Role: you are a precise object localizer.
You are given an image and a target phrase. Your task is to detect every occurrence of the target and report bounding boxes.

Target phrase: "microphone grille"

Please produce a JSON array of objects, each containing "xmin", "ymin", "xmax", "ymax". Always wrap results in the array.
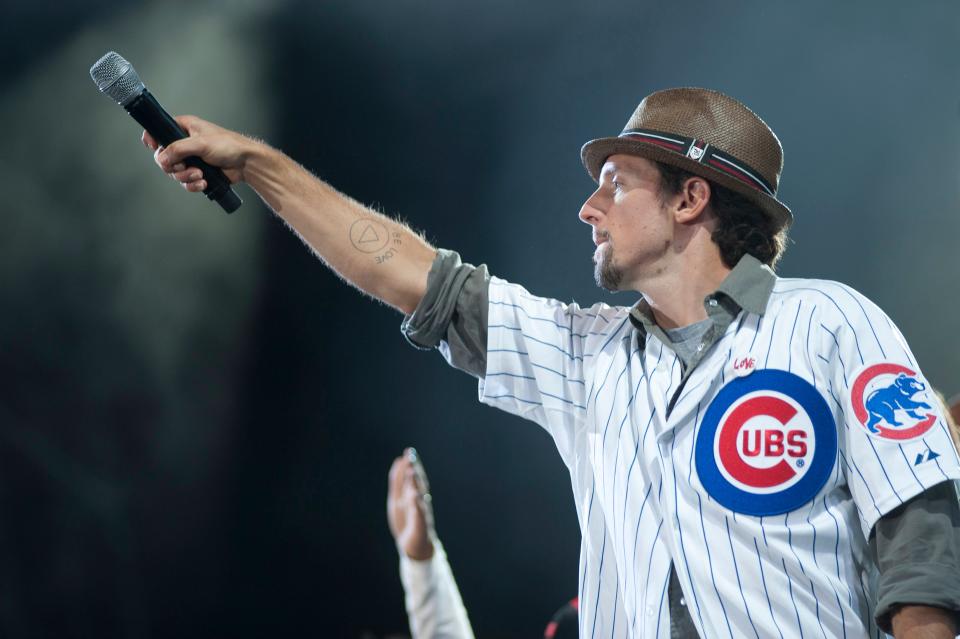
[{"xmin": 90, "ymin": 51, "xmax": 145, "ymax": 106}]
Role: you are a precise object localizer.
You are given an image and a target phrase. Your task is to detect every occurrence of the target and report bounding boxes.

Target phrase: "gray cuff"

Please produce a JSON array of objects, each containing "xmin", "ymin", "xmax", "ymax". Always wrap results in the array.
[
  {"xmin": 401, "ymin": 249, "xmax": 467, "ymax": 350},
  {"xmin": 400, "ymin": 249, "xmax": 490, "ymax": 378},
  {"xmin": 872, "ymin": 480, "xmax": 960, "ymax": 632}
]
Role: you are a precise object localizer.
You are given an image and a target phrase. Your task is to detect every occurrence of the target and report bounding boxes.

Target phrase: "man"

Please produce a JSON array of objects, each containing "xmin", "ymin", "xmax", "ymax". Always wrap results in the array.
[{"xmin": 145, "ymin": 87, "xmax": 960, "ymax": 638}]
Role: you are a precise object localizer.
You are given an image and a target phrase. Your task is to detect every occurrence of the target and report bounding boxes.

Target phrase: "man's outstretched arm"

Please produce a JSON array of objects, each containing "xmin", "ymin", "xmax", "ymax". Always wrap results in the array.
[{"xmin": 144, "ymin": 115, "xmax": 437, "ymax": 314}]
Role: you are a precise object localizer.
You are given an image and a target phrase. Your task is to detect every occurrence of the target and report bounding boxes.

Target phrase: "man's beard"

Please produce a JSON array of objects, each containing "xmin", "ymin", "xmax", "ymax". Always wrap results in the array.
[{"xmin": 594, "ymin": 241, "xmax": 623, "ymax": 291}]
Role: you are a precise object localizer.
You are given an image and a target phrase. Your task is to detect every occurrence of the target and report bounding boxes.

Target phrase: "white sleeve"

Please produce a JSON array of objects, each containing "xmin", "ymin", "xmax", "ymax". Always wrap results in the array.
[
  {"xmin": 815, "ymin": 282, "xmax": 960, "ymax": 536},
  {"xmin": 480, "ymin": 277, "xmax": 629, "ymax": 464},
  {"xmin": 399, "ymin": 541, "xmax": 475, "ymax": 639}
]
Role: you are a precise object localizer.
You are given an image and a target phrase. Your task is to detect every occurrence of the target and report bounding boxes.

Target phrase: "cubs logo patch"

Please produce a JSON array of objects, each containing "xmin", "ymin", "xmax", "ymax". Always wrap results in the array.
[
  {"xmin": 695, "ymin": 369, "xmax": 837, "ymax": 516},
  {"xmin": 849, "ymin": 363, "xmax": 936, "ymax": 442}
]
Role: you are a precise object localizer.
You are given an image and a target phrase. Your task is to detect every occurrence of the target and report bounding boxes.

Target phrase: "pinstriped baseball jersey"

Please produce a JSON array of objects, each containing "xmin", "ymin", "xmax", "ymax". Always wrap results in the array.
[{"xmin": 471, "ymin": 266, "xmax": 960, "ymax": 639}]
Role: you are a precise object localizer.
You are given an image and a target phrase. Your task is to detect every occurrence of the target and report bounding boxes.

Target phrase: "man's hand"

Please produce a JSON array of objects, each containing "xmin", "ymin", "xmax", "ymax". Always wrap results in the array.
[
  {"xmin": 387, "ymin": 448, "xmax": 436, "ymax": 561},
  {"xmin": 142, "ymin": 115, "xmax": 255, "ymax": 192},
  {"xmin": 891, "ymin": 604, "xmax": 958, "ymax": 638}
]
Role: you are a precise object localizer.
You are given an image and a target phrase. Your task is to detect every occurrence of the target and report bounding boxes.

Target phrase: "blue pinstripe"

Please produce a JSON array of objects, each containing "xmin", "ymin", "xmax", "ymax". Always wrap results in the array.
[
  {"xmin": 754, "ymin": 537, "xmax": 786, "ymax": 639},
  {"xmin": 589, "ymin": 528, "xmax": 607, "ymax": 638},
  {"xmin": 635, "ymin": 518, "xmax": 664, "ymax": 636},
  {"xmin": 822, "ymin": 494, "xmax": 855, "ymax": 608},
  {"xmin": 782, "ymin": 557, "xmax": 804, "ymax": 638},
  {"xmin": 787, "ymin": 300, "xmax": 802, "ymax": 371},
  {"xmin": 724, "ymin": 516, "xmax": 760, "ymax": 638},
  {"xmin": 489, "ymin": 322, "xmax": 590, "ymax": 340},
  {"xmin": 809, "ymin": 577, "xmax": 828, "ymax": 639},
  {"xmin": 609, "ymin": 580, "xmax": 619, "ymax": 639},
  {"xmin": 579, "ymin": 479, "xmax": 597, "ymax": 608},
  {"xmin": 507, "ymin": 328, "xmax": 584, "ymax": 361},
  {"xmin": 763, "ymin": 298, "xmax": 782, "ymax": 368},
  {"xmin": 625, "ymin": 480, "xmax": 653, "ymax": 631},
  {"xmin": 612, "ymin": 364, "xmax": 645, "ymax": 518},
  {"xmin": 652, "ymin": 534, "xmax": 669, "ymax": 639},
  {"xmin": 530, "ymin": 360, "xmax": 586, "ymax": 384}
]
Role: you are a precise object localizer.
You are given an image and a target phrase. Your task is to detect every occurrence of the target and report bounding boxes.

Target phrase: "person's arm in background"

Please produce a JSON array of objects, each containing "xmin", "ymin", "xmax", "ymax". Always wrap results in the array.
[
  {"xmin": 387, "ymin": 448, "xmax": 474, "ymax": 639},
  {"xmin": 142, "ymin": 116, "xmax": 436, "ymax": 314}
]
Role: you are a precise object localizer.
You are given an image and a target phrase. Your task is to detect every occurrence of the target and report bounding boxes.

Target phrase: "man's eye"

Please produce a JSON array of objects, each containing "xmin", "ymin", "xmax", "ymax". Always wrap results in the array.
[{"xmin": 612, "ymin": 180, "xmax": 623, "ymax": 191}]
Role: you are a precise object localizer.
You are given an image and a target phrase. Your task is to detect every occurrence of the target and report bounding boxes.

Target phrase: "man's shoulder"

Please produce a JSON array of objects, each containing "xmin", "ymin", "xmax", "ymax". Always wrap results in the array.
[
  {"xmin": 770, "ymin": 276, "xmax": 889, "ymax": 328},
  {"xmin": 772, "ymin": 276, "xmax": 879, "ymax": 305},
  {"xmin": 487, "ymin": 277, "xmax": 633, "ymax": 333}
]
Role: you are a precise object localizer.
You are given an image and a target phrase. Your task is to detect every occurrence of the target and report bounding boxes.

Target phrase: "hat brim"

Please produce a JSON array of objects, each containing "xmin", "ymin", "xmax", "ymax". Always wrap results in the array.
[{"xmin": 581, "ymin": 136, "xmax": 793, "ymax": 230}]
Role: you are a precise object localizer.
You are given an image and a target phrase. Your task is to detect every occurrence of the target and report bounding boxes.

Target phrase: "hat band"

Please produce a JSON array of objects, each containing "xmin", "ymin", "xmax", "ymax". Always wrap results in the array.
[{"xmin": 619, "ymin": 128, "xmax": 775, "ymax": 197}]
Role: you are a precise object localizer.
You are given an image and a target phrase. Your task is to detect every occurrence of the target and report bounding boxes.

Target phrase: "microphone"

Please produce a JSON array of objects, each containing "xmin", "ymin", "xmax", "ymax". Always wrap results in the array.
[{"xmin": 90, "ymin": 51, "xmax": 242, "ymax": 214}]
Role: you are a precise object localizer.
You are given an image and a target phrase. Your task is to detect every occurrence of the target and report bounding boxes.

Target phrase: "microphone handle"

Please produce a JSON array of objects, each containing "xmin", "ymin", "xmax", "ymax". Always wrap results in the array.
[{"xmin": 125, "ymin": 90, "xmax": 241, "ymax": 213}]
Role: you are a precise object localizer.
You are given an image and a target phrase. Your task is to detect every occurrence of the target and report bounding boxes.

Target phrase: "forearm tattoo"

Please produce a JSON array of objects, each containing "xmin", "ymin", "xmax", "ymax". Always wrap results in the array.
[{"xmin": 349, "ymin": 218, "xmax": 402, "ymax": 264}]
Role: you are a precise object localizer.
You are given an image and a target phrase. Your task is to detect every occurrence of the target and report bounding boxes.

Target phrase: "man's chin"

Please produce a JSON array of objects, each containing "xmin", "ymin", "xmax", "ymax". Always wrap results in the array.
[{"xmin": 594, "ymin": 263, "xmax": 624, "ymax": 292}]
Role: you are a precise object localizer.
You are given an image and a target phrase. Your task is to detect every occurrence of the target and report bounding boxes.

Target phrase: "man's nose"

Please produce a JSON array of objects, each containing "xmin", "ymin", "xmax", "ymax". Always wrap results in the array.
[{"xmin": 579, "ymin": 189, "xmax": 604, "ymax": 225}]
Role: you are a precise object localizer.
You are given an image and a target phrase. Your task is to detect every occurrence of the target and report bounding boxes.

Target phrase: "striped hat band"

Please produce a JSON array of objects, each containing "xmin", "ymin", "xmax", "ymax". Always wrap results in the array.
[{"xmin": 619, "ymin": 128, "xmax": 775, "ymax": 197}]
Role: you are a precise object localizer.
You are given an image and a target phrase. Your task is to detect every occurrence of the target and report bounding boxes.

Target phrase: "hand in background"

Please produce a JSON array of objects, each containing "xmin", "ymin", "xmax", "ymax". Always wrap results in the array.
[{"xmin": 388, "ymin": 448, "xmax": 436, "ymax": 561}]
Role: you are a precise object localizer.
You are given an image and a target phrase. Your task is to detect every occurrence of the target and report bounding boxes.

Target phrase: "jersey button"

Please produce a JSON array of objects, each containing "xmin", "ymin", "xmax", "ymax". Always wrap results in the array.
[{"xmin": 646, "ymin": 605, "xmax": 655, "ymax": 617}]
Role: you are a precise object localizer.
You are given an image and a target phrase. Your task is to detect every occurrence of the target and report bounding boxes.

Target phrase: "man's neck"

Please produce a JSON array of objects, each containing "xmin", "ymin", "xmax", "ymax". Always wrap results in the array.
[{"xmin": 637, "ymin": 254, "xmax": 732, "ymax": 330}]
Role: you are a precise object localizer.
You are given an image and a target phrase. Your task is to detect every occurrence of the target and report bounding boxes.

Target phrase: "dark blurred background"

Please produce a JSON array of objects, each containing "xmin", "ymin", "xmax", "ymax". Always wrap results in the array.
[{"xmin": 0, "ymin": 0, "xmax": 957, "ymax": 637}]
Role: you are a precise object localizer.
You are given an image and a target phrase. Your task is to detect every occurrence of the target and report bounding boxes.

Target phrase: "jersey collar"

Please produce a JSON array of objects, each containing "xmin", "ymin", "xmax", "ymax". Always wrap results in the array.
[{"xmin": 629, "ymin": 253, "xmax": 777, "ymax": 341}]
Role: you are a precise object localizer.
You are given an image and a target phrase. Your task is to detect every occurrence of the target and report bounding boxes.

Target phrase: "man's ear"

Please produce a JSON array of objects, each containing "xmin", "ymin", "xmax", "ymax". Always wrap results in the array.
[{"xmin": 675, "ymin": 176, "xmax": 711, "ymax": 224}]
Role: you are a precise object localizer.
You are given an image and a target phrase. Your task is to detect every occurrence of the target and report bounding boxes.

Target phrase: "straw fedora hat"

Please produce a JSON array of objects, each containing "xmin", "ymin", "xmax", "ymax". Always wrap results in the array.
[{"xmin": 581, "ymin": 87, "xmax": 792, "ymax": 229}]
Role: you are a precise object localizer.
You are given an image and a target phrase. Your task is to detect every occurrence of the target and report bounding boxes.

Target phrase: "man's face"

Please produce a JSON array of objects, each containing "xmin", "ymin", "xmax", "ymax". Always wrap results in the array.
[{"xmin": 578, "ymin": 154, "xmax": 673, "ymax": 291}]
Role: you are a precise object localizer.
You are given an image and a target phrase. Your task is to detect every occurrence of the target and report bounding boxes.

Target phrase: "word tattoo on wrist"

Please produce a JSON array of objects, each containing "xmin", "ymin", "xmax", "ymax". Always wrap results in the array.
[{"xmin": 376, "ymin": 231, "xmax": 403, "ymax": 265}]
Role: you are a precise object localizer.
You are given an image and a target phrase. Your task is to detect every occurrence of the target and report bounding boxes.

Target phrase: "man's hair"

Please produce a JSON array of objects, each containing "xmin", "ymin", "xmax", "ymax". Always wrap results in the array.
[{"xmin": 654, "ymin": 162, "xmax": 789, "ymax": 270}]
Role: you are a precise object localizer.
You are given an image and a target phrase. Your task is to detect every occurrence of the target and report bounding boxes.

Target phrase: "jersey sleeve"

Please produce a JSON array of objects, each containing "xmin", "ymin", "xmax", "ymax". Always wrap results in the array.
[
  {"xmin": 815, "ymin": 282, "xmax": 960, "ymax": 537},
  {"xmin": 479, "ymin": 276, "xmax": 623, "ymax": 464}
]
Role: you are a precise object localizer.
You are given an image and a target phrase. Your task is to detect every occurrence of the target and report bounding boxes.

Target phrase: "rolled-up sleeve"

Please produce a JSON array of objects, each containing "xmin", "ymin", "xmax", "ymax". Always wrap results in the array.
[
  {"xmin": 872, "ymin": 480, "xmax": 960, "ymax": 632},
  {"xmin": 400, "ymin": 249, "xmax": 490, "ymax": 378}
]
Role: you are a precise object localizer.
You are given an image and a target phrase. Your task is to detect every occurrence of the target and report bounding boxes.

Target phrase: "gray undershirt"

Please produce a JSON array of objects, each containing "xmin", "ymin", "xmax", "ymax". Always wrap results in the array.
[
  {"xmin": 661, "ymin": 321, "xmax": 713, "ymax": 638},
  {"xmin": 663, "ymin": 319, "xmax": 714, "ymax": 373}
]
